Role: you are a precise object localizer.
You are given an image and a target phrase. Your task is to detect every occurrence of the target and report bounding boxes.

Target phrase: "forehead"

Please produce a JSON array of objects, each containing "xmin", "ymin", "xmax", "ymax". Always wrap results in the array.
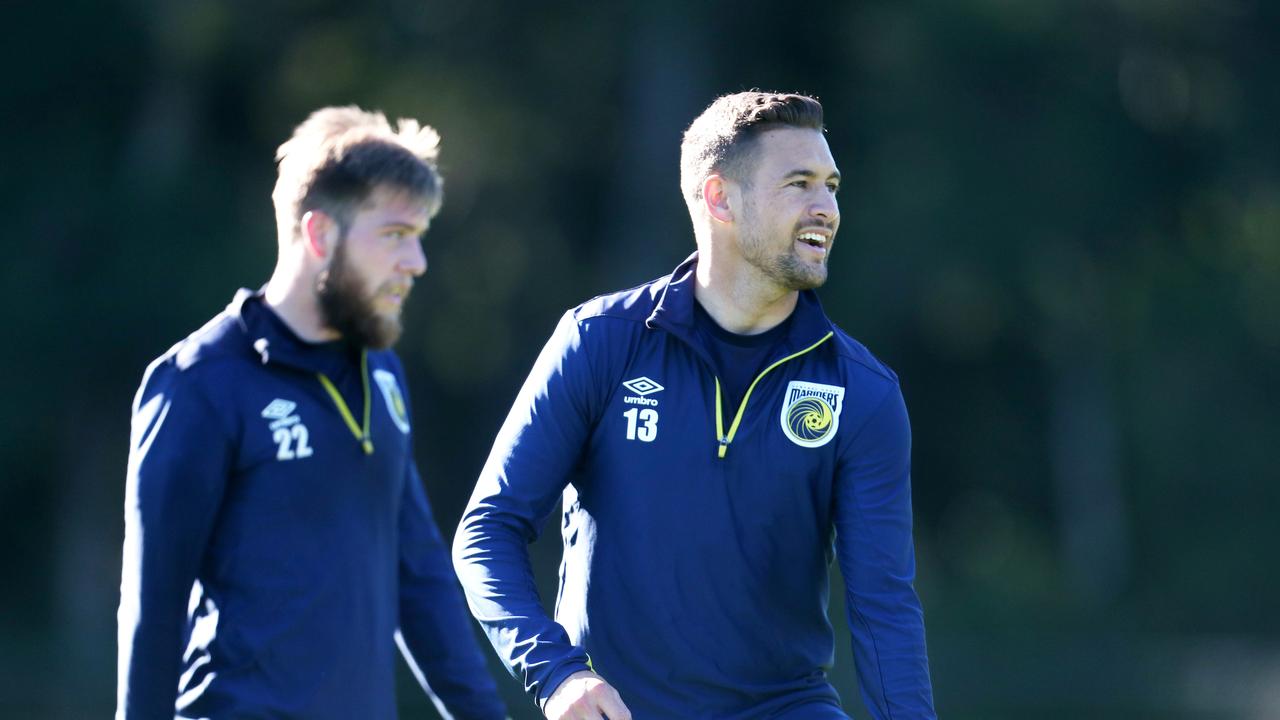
[
  {"xmin": 352, "ymin": 185, "xmax": 433, "ymax": 228},
  {"xmin": 747, "ymin": 127, "xmax": 838, "ymax": 177}
]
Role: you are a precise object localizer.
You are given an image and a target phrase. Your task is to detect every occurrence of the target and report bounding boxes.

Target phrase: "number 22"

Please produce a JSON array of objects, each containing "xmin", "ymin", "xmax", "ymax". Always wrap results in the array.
[{"xmin": 274, "ymin": 425, "xmax": 314, "ymax": 460}]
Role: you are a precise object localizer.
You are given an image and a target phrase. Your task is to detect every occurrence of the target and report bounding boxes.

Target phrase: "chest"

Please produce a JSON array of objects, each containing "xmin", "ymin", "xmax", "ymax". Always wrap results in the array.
[
  {"xmin": 226, "ymin": 365, "xmax": 414, "ymax": 524},
  {"xmin": 581, "ymin": 337, "xmax": 849, "ymax": 526}
]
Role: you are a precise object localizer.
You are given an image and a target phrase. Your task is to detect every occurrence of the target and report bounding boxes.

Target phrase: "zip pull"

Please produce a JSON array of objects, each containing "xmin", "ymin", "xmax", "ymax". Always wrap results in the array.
[{"xmin": 714, "ymin": 379, "xmax": 728, "ymax": 459}]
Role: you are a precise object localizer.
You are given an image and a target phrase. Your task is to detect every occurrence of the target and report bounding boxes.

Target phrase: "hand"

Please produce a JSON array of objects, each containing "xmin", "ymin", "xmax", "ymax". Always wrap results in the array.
[{"xmin": 544, "ymin": 670, "xmax": 631, "ymax": 720}]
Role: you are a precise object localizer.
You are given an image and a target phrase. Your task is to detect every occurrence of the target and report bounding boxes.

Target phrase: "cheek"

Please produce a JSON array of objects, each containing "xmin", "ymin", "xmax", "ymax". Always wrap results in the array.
[{"xmin": 346, "ymin": 245, "xmax": 393, "ymax": 278}]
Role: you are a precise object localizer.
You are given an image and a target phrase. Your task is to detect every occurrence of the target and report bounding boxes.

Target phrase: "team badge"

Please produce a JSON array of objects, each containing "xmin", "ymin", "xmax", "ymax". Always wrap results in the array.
[
  {"xmin": 779, "ymin": 380, "xmax": 845, "ymax": 448},
  {"xmin": 372, "ymin": 369, "xmax": 411, "ymax": 434}
]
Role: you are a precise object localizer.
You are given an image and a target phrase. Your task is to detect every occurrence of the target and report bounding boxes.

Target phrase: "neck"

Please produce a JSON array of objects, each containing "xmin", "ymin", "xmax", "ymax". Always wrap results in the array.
[
  {"xmin": 693, "ymin": 241, "xmax": 798, "ymax": 335},
  {"xmin": 263, "ymin": 264, "xmax": 340, "ymax": 343}
]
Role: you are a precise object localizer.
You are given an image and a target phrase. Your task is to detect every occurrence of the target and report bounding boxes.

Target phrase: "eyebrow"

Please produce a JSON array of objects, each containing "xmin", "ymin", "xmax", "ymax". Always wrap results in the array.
[
  {"xmin": 783, "ymin": 169, "xmax": 842, "ymax": 182},
  {"xmin": 380, "ymin": 221, "xmax": 427, "ymax": 232}
]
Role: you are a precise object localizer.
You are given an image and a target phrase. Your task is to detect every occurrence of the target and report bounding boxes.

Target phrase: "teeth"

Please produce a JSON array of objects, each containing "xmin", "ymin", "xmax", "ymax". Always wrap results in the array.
[{"xmin": 797, "ymin": 232, "xmax": 827, "ymax": 246}]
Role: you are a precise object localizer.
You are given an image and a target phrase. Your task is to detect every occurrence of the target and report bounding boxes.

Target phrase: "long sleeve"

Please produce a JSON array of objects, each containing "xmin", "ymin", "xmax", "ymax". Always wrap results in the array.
[
  {"xmin": 452, "ymin": 310, "xmax": 600, "ymax": 707},
  {"xmin": 116, "ymin": 362, "xmax": 232, "ymax": 720},
  {"xmin": 398, "ymin": 461, "xmax": 508, "ymax": 720},
  {"xmin": 833, "ymin": 384, "xmax": 936, "ymax": 719}
]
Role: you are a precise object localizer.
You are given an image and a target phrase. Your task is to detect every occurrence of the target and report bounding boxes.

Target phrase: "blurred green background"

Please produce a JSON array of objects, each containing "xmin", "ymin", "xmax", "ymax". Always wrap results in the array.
[{"xmin": 2, "ymin": 0, "xmax": 1278, "ymax": 717}]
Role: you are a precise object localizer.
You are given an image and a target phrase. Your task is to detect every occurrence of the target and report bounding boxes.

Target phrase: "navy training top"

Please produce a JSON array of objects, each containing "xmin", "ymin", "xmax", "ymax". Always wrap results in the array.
[
  {"xmin": 454, "ymin": 254, "xmax": 936, "ymax": 719},
  {"xmin": 117, "ymin": 290, "xmax": 506, "ymax": 720}
]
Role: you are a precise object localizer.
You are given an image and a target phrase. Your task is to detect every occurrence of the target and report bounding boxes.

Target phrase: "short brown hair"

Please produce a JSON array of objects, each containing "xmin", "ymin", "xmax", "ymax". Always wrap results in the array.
[
  {"xmin": 679, "ymin": 91, "xmax": 824, "ymax": 208},
  {"xmin": 272, "ymin": 105, "xmax": 444, "ymax": 240}
]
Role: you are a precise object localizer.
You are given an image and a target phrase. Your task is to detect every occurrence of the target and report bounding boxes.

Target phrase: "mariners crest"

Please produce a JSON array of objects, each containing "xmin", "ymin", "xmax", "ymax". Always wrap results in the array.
[{"xmin": 779, "ymin": 380, "xmax": 845, "ymax": 448}]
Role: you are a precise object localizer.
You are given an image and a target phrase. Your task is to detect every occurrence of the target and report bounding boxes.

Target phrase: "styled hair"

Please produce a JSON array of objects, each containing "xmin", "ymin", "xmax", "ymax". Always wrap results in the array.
[
  {"xmin": 679, "ymin": 91, "xmax": 824, "ymax": 208},
  {"xmin": 272, "ymin": 105, "xmax": 443, "ymax": 240}
]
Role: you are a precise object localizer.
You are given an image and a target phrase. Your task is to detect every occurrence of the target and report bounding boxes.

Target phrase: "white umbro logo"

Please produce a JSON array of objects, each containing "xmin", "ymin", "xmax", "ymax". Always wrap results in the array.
[
  {"xmin": 261, "ymin": 399, "xmax": 297, "ymax": 419},
  {"xmin": 622, "ymin": 377, "xmax": 664, "ymax": 395}
]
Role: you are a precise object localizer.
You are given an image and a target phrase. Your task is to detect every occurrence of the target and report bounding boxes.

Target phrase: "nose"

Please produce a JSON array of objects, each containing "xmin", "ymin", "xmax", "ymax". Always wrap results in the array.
[
  {"xmin": 810, "ymin": 191, "xmax": 838, "ymax": 224},
  {"xmin": 400, "ymin": 239, "xmax": 427, "ymax": 277}
]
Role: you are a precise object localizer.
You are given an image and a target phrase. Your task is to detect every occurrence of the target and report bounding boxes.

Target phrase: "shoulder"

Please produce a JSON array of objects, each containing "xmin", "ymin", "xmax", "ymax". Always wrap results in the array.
[
  {"xmin": 521, "ymin": 275, "xmax": 671, "ymax": 396},
  {"xmin": 136, "ymin": 309, "xmax": 251, "ymax": 408},
  {"xmin": 827, "ymin": 323, "xmax": 900, "ymax": 389},
  {"xmin": 819, "ymin": 326, "xmax": 913, "ymax": 455},
  {"xmin": 570, "ymin": 274, "xmax": 668, "ymax": 328},
  {"xmin": 553, "ymin": 276, "xmax": 674, "ymax": 374}
]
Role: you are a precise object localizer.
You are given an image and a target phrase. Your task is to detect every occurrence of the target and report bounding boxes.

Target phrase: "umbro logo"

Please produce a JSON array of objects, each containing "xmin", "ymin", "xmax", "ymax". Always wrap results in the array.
[
  {"xmin": 261, "ymin": 399, "xmax": 297, "ymax": 420},
  {"xmin": 622, "ymin": 376, "xmax": 663, "ymax": 407},
  {"xmin": 622, "ymin": 377, "xmax": 664, "ymax": 396}
]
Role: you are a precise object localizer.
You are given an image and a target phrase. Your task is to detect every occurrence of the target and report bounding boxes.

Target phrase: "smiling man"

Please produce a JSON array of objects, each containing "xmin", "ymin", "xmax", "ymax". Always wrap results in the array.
[
  {"xmin": 116, "ymin": 107, "xmax": 507, "ymax": 720},
  {"xmin": 453, "ymin": 92, "xmax": 937, "ymax": 719}
]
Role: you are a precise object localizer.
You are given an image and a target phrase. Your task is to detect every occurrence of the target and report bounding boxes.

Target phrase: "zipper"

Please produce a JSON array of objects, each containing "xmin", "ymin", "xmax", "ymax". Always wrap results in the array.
[
  {"xmin": 713, "ymin": 331, "xmax": 833, "ymax": 458},
  {"xmin": 316, "ymin": 349, "xmax": 374, "ymax": 455}
]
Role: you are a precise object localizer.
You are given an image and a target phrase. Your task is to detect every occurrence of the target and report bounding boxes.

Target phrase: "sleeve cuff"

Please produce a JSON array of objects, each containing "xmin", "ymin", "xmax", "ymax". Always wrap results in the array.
[{"xmin": 535, "ymin": 658, "xmax": 595, "ymax": 711}]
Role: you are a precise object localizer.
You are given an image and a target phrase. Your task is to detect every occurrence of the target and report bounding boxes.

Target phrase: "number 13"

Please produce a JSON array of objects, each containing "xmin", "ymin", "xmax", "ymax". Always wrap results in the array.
[{"xmin": 623, "ymin": 408, "xmax": 658, "ymax": 442}]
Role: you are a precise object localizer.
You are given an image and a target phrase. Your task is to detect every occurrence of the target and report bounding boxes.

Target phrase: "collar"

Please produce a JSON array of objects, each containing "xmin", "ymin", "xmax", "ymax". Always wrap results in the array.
[
  {"xmin": 226, "ymin": 288, "xmax": 360, "ymax": 374},
  {"xmin": 646, "ymin": 252, "xmax": 835, "ymax": 355}
]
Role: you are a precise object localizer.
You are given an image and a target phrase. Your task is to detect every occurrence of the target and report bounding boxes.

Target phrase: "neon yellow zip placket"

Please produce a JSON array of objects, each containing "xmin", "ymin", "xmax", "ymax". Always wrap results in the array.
[
  {"xmin": 316, "ymin": 349, "xmax": 375, "ymax": 455},
  {"xmin": 713, "ymin": 331, "xmax": 834, "ymax": 458}
]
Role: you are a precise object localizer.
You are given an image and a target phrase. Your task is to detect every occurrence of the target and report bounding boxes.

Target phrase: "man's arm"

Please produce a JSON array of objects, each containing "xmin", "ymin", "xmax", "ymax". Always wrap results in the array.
[
  {"xmin": 116, "ymin": 362, "xmax": 231, "ymax": 720},
  {"xmin": 397, "ymin": 461, "xmax": 509, "ymax": 720},
  {"xmin": 452, "ymin": 310, "xmax": 614, "ymax": 711},
  {"xmin": 833, "ymin": 384, "xmax": 937, "ymax": 720}
]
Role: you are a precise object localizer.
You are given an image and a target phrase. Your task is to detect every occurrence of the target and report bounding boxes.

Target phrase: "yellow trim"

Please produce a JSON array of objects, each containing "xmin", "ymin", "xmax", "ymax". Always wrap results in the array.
[
  {"xmin": 317, "ymin": 349, "xmax": 374, "ymax": 455},
  {"xmin": 715, "ymin": 379, "xmax": 727, "ymax": 458},
  {"xmin": 714, "ymin": 331, "xmax": 834, "ymax": 459}
]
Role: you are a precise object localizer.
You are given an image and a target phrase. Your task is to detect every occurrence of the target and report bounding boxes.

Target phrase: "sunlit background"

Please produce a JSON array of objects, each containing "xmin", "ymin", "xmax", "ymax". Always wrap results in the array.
[{"xmin": 3, "ymin": 1, "xmax": 1278, "ymax": 717}]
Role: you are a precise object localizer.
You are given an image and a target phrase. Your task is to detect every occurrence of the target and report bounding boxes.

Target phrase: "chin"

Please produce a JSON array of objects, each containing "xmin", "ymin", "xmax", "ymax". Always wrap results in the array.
[
  {"xmin": 372, "ymin": 321, "xmax": 404, "ymax": 349},
  {"xmin": 786, "ymin": 267, "xmax": 827, "ymax": 291},
  {"xmin": 350, "ymin": 312, "xmax": 402, "ymax": 350}
]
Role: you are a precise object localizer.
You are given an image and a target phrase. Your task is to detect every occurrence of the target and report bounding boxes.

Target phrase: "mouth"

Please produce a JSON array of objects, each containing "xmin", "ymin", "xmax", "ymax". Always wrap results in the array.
[
  {"xmin": 795, "ymin": 230, "xmax": 831, "ymax": 254},
  {"xmin": 381, "ymin": 285, "xmax": 411, "ymax": 307}
]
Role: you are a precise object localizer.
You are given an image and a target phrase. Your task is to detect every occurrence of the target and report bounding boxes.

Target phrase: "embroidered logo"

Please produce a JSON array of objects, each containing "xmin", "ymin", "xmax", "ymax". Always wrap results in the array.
[
  {"xmin": 373, "ymin": 369, "xmax": 411, "ymax": 434},
  {"xmin": 779, "ymin": 381, "xmax": 845, "ymax": 448},
  {"xmin": 261, "ymin": 399, "xmax": 296, "ymax": 420},
  {"xmin": 622, "ymin": 377, "xmax": 664, "ymax": 395},
  {"xmin": 621, "ymin": 376, "xmax": 663, "ymax": 407}
]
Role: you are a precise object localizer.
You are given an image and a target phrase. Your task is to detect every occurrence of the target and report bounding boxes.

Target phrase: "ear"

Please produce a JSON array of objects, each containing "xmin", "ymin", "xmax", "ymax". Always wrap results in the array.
[
  {"xmin": 702, "ymin": 175, "xmax": 735, "ymax": 224},
  {"xmin": 301, "ymin": 210, "xmax": 338, "ymax": 259}
]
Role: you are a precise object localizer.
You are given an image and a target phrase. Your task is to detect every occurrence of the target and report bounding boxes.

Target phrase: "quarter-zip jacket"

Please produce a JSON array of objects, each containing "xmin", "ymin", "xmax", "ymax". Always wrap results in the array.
[
  {"xmin": 117, "ymin": 290, "xmax": 505, "ymax": 720},
  {"xmin": 454, "ymin": 254, "xmax": 936, "ymax": 719}
]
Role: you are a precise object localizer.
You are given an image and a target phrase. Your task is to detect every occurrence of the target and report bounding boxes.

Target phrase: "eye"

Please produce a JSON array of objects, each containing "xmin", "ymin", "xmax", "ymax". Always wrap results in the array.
[
  {"xmin": 827, "ymin": 182, "xmax": 840, "ymax": 195},
  {"xmin": 790, "ymin": 179, "xmax": 809, "ymax": 189}
]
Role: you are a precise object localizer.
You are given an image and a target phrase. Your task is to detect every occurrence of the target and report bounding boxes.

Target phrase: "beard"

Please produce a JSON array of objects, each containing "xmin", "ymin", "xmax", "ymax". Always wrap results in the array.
[
  {"xmin": 316, "ymin": 241, "xmax": 403, "ymax": 350},
  {"xmin": 738, "ymin": 215, "xmax": 830, "ymax": 292}
]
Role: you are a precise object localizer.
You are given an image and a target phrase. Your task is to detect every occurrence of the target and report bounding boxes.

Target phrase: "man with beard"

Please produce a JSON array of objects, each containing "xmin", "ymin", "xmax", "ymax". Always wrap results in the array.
[
  {"xmin": 117, "ymin": 106, "xmax": 507, "ymax": 720},
  {"xmin": 453, "ymin": 92, "xmax": 936, "ymax": 719}
]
